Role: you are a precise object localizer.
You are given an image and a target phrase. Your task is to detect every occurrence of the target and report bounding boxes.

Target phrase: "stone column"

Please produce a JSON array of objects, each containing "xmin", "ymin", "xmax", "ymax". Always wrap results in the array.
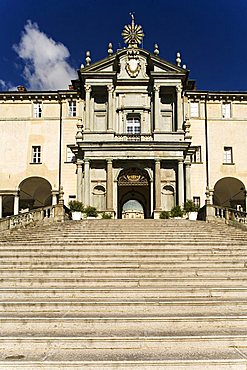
[
  {"xmin": 84, "ymin": 159, "xmax": 90, "ymax": 206},
  {"xmin": 106, "ymin": 159, "xmax": 113, "ymax": 210},
  {"xmin": 0, "ymin": 195, "xmax": 2, "ymax": 218},
  {"xmin": 178, "ymin": 160, "xmax": 184, "ymax": 206},
  {"xmin": 107, "ymin": 84, "xmax": 114, "ymax": 131},
  {"xmin": 155, "ymin": 160, "xmax": 161, "ymax": 210},
  {"xmin": 176, "ymin": 84, "xmax": 183, "ymax": 132},
  {"xmin": 76, "ymin": 161, "xmax": 83, "ymax": 202},
  {"xmin": 154, "ymin": 84, "xmax": 160, "ymax": 131},
  {"xmin": 185, "ymin": 163, "xmax": 191, "ymax": 201},
  {"xmin": 85, "ymin": 84, "xmax": 91, "ymax": 131},
  {"xmin": 52, "ymin": 191, "xmax": 57, "ymax": 206},
  {"xmin": 14, "ymin": 193, "xmax": 19, "ymax": 215}
]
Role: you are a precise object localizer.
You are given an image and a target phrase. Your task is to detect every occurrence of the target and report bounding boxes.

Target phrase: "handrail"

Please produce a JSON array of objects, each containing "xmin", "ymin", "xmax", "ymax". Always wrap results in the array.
[
  {"xmin": 200, "ymin": 203, "xmax": 247, "ymax": 230},
  {"xmin": 0, "ymin": 204, "xmax": 65, "ymax": 233}
]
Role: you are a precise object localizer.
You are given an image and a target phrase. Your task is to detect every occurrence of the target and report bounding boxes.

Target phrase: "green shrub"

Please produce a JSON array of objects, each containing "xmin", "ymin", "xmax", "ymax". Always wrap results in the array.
[
  {"xmin": 159, "ymin": 211, "xmax": 170, "ymax": 219},
  {"xmin": 170, "ymin": 205, "xmax": 184, "ymax": 218},
  {"xmin": 101, "ymin": 212, "xmax": 113, "ymax": 219},
  {"xmin": 183, "ymin": 200, "xmax": 199, "ymax": 212},
  {"xmin": 84, "ymin": 206, "xmax": 98, "ymax": 217},
  {"xmin": 68, "ymin": 200, "xmax": 84, "ymax": 212}
]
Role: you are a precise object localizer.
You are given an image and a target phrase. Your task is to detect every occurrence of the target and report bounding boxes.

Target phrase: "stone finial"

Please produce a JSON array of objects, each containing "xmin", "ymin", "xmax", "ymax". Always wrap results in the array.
[
  {"xmin": 176, "ymin": 52, "xmax": 181, "ymax": 67},
  {"xmin": 154, "ymin": 44, "xmax": 159, "ymax": 56},
  {"xmin": 182, "ymin": 64, "xmax": 187, "ymax": 69},
  {"xmin": 122, "ymin": 13, "xmax": 144, "ymax": 47},
  {"xmin": 108, "ymin": 42, "xmax": 113, "ymax": 56},
  {"xmin": 85, "ymin": 51, "xmax": 91, "ymax": 66}
]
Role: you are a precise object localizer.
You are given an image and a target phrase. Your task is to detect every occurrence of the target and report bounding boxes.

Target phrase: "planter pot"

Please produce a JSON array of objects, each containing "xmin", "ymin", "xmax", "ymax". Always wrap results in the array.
[
  {"xmin": 71, "ymin": 211, "xmax": 82, "ymax": 221},
  {"xmin": 188, "ymin": 212, "xmax": 198, "ymax": 221}
]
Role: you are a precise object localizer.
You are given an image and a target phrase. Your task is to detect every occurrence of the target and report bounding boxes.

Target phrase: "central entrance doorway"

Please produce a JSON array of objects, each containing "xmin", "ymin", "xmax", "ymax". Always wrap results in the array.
[{"xmin": 117, "ymin": 168, "xmax": 150, "ymax": 218}]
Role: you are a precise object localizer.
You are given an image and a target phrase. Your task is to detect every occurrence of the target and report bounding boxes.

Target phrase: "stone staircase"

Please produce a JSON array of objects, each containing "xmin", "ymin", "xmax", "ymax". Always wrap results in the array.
[{"xmin": 0, "ymin": 219, "xmax": 247, "ymax": 369}]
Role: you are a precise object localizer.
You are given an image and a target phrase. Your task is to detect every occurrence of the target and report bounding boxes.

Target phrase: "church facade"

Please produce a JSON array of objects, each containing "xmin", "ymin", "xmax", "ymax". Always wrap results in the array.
[{"xmin": 0, "ymin": 18, "xmax": 247, "ymax": 218}]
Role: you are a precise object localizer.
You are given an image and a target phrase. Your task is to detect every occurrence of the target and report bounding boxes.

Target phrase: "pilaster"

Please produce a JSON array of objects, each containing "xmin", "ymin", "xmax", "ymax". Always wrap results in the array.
[
  {"xmin": 84, "ymin": 159, "xmax": 90, "ymax": 206},
  {"xmin": 106, "ymin": 159, "xmax": 113, "ymax": 210},
  {"xmin": 176, "ymin": 84, "xmax": 183, "ymax": 132},
  {"xmin": 85, "ymin": 84, "xmax": 91, "ymax": 131},
  {"xmin": 76, "ymin": 161, "xmax": 83, "ymax": 202},
  {"xmin": 154, "ymin": 84, "xmax": 160, "ymax": 131},
  {"xmin": 178, "ymin": 160, "xmax": 184, "ymax": 206}
]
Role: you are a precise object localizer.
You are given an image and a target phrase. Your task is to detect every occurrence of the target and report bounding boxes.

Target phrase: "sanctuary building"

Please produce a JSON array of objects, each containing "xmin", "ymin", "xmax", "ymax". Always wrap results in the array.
[{"xmin": 0, "ymin": 17, "xmax": 246, "ymax": 218}]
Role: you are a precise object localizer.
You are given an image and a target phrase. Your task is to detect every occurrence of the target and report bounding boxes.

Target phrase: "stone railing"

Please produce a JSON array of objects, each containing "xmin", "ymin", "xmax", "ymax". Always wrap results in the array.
[
  {"xmin": 0, "ymin": 204, "xmax": 65, "ymax": 233},
  {"xmin": 199, "ymin": 204, "xmax": 247, "ymax": 230},
  {"xmin": 115, "ymin": 134, "xmax": 153, "ymax": 142}
]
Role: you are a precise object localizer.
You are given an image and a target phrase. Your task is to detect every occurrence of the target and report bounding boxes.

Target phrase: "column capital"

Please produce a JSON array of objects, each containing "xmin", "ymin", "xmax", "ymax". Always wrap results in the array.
[
  {"xmin": 176, "ymin": 83, "xmax": 183, "ymax": 94},
  {"xmin": 84, "ymin": 84, "xmax": 92, "ymax": 93},
  {"xmin": 106, "ymin": 158, "xmax": 113, "ymax": 164},
  {"xmin": 107, "ymin": 84, "xmax": 114, "ymax": 92},
  {"xmin": 178, "ymin": 159, "xmax": 184, "ymax": 164},
  {"xmin": 154, "ymin": 84, "xmax": 160, "ymax": 92},
  {"xmin": 84, "ymin": 158, "xmax": 90, "ymax": 164}
]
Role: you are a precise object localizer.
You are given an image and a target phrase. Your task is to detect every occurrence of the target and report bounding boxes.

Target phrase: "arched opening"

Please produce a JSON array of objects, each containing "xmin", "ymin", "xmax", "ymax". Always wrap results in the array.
[
  {"xmin": 122, "ymin": 199, "xmax": 144, "ymax": 219},
  {"xmin": 214, "ymin": 177, "xmax": 246, "ymax": 211},
  {"xmin": 118, "ymin": 168, "xmax": 150, "ymax": 218},
  {"xmin": 19, "ymin": 177, "xmax": 52, "ymax": 211}
]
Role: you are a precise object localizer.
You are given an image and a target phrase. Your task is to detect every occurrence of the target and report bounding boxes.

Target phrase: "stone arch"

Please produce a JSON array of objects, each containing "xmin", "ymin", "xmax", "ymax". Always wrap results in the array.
[
  {"xmin": 213, "ymin": 177, "xmax": 246, "ymax": 211},
  {"xmin": 161, "ymin": 184, "xmax": 175, "ymax": 211},
  {"xmin": 92, "ymin": 184, "xmax": 106, "ymax": 211},
  {"xmin": 19, "ymin": 177, "xmax": 52, "ymax": 210},
  {"xmin": 118, "ymin": 167, "xmax": 150, "ymax": 218}
]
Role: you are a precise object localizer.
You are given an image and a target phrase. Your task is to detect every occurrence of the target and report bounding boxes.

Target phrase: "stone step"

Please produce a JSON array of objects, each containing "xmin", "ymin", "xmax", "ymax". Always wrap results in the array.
[
  {"xmin": 1, "ymin": 316, "xmax": 247, "ymax": 337},
  {"xmin": 1, "ymin": 261, "xmax": 246, "ymax": 269},
  {"xmin": 1, "ymin": 300, "xmax": 247, "ymax": 316},
  {"xmin": 1, "ymin": 287, "xmax": 247, "ymax": 299},
  {"xmin": 0, "ymin": 335, "xmax": 246, "ymax": 364},
  {"xmin": 0, "ymin": 267, "xmax": 247, "ymax": 278},
  {"xmin": 0, "ymin": 359, "xmax": 246, "ymax": 369},
  {"xmin": 1, "ymin": 276, "xmax": 247, "ymax": 288}
]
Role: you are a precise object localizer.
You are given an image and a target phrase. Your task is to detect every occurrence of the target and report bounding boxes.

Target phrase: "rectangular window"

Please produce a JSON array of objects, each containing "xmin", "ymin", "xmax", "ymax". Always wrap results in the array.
[
  {"xmin": 126, "ymin": 115, "xmax": 141, "ymax": 135},
  {"xmin": 190, "ymin": 102, "xmax": 199, "ymax": 117},
  {"xmin": 192, "ymin": 146, "xmax": 202, "ymax": 163},
  {"xmin": 66, "ymin": 146, "xmax": 75, "ymax": 162},
  {"xmin": 33, "ymin": 103, "xmax": 42, "ymax": 118},
  {"xmin": 223, "ymin": 146, "xmax": 233, "ymax": 164},
  {"xmin": 68, "ymin": 101, "xmax": 77, "ymax": 117},
  {"xmin": 222, "ymin": 102, "xmax": 231, "ymax": 118},
  {"xmin": 193, "ymin": 197, "xmax": 200, "ymax": 209},
  {"xmin": 32, "ymin": 146, "xmax": 41, "ymax": 163}
]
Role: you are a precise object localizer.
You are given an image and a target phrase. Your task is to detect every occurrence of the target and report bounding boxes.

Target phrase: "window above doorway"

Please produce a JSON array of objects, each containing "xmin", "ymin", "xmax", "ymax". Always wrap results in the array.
[{"xmin": 126, "ymin": 114, "xmax": 141, "ymax": 135}]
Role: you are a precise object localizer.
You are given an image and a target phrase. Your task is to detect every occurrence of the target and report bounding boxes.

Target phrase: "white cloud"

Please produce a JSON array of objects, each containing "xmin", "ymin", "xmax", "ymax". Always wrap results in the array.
[
  {"xmin": 13, "ymin": 20, "xmax": 77, "ymax": 90},
  {"xmin": 0, "ymin": 79, "xmax": 15, "ymax": 91}
]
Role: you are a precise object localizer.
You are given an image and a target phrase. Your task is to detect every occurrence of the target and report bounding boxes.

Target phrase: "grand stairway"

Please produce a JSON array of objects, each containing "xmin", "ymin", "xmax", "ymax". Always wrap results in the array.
[{"xmin": 0, "ymin": 219, "xmax": 247, "ymax": 369}]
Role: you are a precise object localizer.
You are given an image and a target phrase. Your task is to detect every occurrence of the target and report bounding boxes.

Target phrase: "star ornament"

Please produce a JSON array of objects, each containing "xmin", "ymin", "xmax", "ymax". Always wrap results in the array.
[{"xmin": 122, "ymin": 23, "xmax": 144, "ymax": 46}]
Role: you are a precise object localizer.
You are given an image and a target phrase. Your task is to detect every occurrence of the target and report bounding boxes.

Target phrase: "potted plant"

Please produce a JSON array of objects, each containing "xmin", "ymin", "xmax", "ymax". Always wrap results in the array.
[
  {"xmin": 170, "ymin": 205, "xmax": 184, "ymax": 219},
  {"xmin": 183, "ymin": 200, "xmax": 199, "ymax": 220},
  {"xmin": 68, "ymin": 200, "xmax": 84, "ymax": 220},
  {"xmin": 101, "ymin": 212, "xmax": 113, "ymax": 219},
  {"xmin": 159, "ymin": 210, "xmax": 170, "ymax": 219},
  {"xmin": 84, "ymin": 206, "xmax": 98, "ymax": 219}
]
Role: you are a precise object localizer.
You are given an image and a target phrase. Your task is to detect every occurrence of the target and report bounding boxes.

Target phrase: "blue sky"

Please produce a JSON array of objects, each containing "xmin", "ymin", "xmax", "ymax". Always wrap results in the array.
[{"xmin": 1, "ymin": 0, "xmax": 247, "ymax": 91}]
